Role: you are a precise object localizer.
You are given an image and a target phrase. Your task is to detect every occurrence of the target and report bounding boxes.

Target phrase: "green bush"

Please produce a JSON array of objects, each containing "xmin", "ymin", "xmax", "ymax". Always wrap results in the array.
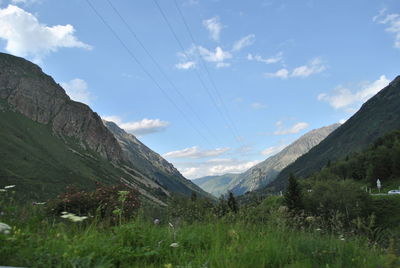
[{"xmin": 304, "ymin": 180, "xmax": 371, "ymax": 223}]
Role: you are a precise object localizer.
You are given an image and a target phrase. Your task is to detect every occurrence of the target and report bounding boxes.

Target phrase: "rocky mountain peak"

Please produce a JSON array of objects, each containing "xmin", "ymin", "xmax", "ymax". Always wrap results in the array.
[{"xmin": 0, "ymin": 52, "xmax": 123, "ymax": 162}]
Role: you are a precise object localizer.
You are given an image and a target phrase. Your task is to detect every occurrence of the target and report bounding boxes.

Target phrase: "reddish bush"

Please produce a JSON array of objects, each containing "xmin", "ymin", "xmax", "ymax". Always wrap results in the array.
[{"xmin": 48, "ymin": 184, "xmax": 140, "ymax": 222}]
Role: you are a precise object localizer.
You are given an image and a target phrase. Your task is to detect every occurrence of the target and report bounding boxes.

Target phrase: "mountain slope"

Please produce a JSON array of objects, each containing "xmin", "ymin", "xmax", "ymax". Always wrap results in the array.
[
  {"xmin": 0, "ymin": 52, "xmax": 208, "ymax": 201},
  {"xmin": 231, "ymin": 124, "xmax": 340, "ymax": 195},
  {"xmin": 104, "ymin": 121, "xmax": 211, "ymax": 197},
  {"xmin": 266, "ymin": 75, "xmax": 400, "ymax": 192},
  {"xmin": 194, "ymin": 124, "xmax": 339, "ymax": 197}
]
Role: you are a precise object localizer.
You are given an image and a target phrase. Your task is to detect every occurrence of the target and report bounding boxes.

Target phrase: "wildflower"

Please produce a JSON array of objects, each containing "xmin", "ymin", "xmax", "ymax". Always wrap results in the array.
[
  {"xmin": 278, "ymin": 206, "xmax": 288, "ymax": 213},
  {"xmin": 0, "ymin": 189, "xmax": 6, "ymax": 192},
  {"xmin": 228, "ymin": 229, "xmax": 239, "ymax": 240},
  {"xmin": 4, "ymin": 185, "xmax": 15, "ymax": 189},
  {"xmin": 306, "ymin": 216, "xmax": 315, "ymax": 223},
  {"xmin": 339, "ymin": 234, "xmax": 345, "ymax": 241},
  {"xmin": 60, "ymin": 212, "xmax": 88, "ymax": 222},
  {"xmin": 170, "ymin": 242, "xmax": 179, "ymax": 248},
  {"xmin": 154, "ymin": 218, "xmax": 160, "ymax": 225},
  {"xmin": 164, "ymin": 264, "xmax": 173, "ymax": 268},
  {"xmin": 32, "ymin": 202, "xmax": 46, "ymax": 206},
  {"xmin": 169, "ymin": 222, "xmax": 174, "ymax": 228},
  {"xmin": 0, "ymin": 222, "xmax": 11, "ymax": 235},
  {"xmin": 316, "ymin": 228, "xmax": 321, "ymax": 231}
]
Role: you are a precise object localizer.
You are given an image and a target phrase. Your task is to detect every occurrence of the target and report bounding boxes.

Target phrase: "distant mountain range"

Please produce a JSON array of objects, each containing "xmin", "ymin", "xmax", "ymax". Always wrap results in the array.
[
  {"xmin": 194, "ymin": 124, "xmax": 339, "ymax": 196},
  {"xmin": 0, "ymin": 52, "xmax": 209, "ymax": 202},
  {"xmin": 263, "ymin": 75, "xmax": 400, "ymax": 193}
]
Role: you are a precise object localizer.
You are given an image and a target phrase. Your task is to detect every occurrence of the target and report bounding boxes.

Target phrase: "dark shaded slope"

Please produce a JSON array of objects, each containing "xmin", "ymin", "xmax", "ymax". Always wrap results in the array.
[{"xmin": 267, "ymin": 75, "xmax": 400, "ymax": 192}]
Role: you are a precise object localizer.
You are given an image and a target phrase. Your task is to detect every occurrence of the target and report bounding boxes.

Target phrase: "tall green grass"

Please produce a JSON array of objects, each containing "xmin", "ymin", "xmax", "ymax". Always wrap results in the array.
[{"xmin": 0, "ymin": 210, "xmax": 391, "ymax": 268}]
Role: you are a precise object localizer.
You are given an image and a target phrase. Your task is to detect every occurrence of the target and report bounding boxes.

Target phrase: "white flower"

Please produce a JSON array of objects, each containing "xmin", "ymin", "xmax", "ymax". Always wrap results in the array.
[
  {"xmin": 169, "ymin": 222, "xmax": 174, "ymax": 228},
  {"xmin": 4, "ymin": 185, "xmax": 15, "ymax": 189},
  {"xmin": 0, "ymin": 222, "xmax": 11, "ymax": 235},
  {"xmin": 170, "ymin": 242, "xmax": 179, "ymax": 248},
  {"xmin": 60, "ymin": 212, "xmax": 88, "ymax": 222},
  {"xmin": 154, "ymin": 218, "xmax": 160, "ymax": 225},
  {"xmin": 0, "ymin": 189, "xmax": 6, "ymax": 192}
]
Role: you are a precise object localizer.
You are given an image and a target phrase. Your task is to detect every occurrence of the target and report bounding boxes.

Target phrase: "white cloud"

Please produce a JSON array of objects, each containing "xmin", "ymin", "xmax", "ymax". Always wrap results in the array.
[
  {"xmin": 247, "ymin": 52, "xmax": 283, "ymax": 64},
  {"xmin": 265, "ymin": 57, "xmax": 326, "ymax": 79},
  {"xmin": 176, "ymin": 45, "xmax": 232, "ymax": 69},
  {"xmin": 251, "ymin": 102, "xmax": 266, "ymax": 109},
  {"xmin": 232, "ymin": 34, "xmax": 255, "ymax": 51},
  {"xmin": 216, "ymin": 62, "xmax": 230, "ymax": 68},
  {"xmin": 274, "ymin": 121, "xmax": 309, "ymax": 135},
  {"xmin": 198, "ymin": 45, "xmax": 232, "ymax": 64},
  {"xmin": 207, "ymin": 160, "xmax": 259, "ymax": 175},
  {"xmin": 163, "ymin": 146, "xmax": 230, "ymax": 159},
  {"xmin": 203, "ymin": 16, "xmax": 223, "ymax": 42},
  {"xmin": 0, "ymin": 5, "xmax": 91, "ymax": 61},
  {"xmin": 175, "ymin": 61, "xmax": 196, "ymax": 70},
  {"xmin": 261, "ymin": 144, "xmax": 287, "ymax": 157},
  {"xmin": 264, "ymin": 68, "xmax": 289, "ymax": 79},
  {"xmin": 291, "ymin": 58, "xmax": 326, "ymax": 77},
  {"xmin": 102, "ymin": 116, "xmax": 169, "ymax": 136},
  {"xmin": 176, "ymin": 158, "xmax": 260, "ymax": 179},
  {"xmin": 374, "ymin": 9, "xmax": 400, "ymax": 49},
  {"xmin": 11, "ymin": 0, "xmax": 41, "ymax": 4},
  {"xmin": 61, "ymin": 79, "xmax": 92, "ymax": 105},
  {"xmin": 179, "ymin": 167, "xmax": 200, "ymax": 178},
  {"xmin": 318, "ymin": 75, "xmax": 390, "ymax": 111}
]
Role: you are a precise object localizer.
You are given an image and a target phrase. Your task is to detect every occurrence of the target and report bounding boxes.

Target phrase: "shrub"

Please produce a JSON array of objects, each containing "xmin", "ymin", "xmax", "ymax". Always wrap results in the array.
[
  {"xmin": 47, "ymin": 184, "xmax": 140, "ymax": 223},
  {"xmin": 304, "ymin": 180, "xmax": 371, "ymax": 224}
]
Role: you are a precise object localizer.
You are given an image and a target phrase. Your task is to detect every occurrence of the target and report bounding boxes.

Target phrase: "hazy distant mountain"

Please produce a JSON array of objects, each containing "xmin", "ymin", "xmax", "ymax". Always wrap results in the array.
[
  {"xmin": 0, "ymin": 52, "xmax": 209, "ymax": 202},
  {"xmin": 265, "ymin": 75, "xmax": 400, "ymax": 193},
  {"xmin": 194, "ymin": 124, "xmax": 339, "ymax": 196},
  {"xmin": 192, "ymin": 173, "xmax": 240, "ymax": 197}
]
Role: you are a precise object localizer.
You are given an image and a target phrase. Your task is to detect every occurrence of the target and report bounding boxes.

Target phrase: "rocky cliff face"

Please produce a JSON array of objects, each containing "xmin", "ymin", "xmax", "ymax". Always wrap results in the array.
[{"xmin": 0, "ymin": 53, "xmax": 122, "ymax": 161}]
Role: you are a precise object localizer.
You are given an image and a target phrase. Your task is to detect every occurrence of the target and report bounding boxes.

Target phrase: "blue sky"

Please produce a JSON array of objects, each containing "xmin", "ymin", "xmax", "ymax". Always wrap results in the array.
[{"xmin": 0, "ymin": 0, "xmax": 399, "ymax": 179}]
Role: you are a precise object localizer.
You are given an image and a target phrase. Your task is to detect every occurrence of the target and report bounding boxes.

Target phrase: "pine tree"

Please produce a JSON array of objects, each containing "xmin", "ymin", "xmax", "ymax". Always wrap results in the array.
[
  {"xmin": 227, "ymin": 192, "xmax": 238, "ymax": 213},
  {"xmin": 190, "ymin": 191, "xmax": 197, "ymax": 202},
  {"xmin": 284, "ymin": 173, "xmax": 303, "ymax": 211}
]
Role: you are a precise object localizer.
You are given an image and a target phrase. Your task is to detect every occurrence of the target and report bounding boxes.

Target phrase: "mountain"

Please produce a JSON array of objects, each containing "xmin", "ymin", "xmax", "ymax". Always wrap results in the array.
[
  {"xmin": 265, "ymin": 75, "xmax": 400, "ymax": 192},
  {"xmin": 0, "ymin": 52, "xmax": 208, "ymax": 202},
  {"xmin": 194, "ymin": 124, "xmax": 339, "ymax": 197},
  {"xmin": 103, "ymin": 121, "xmax": 210, "ymax": 197},
  {"xmin": 193, "ymin": 173, "xmax": 240, "ymax": 197}
]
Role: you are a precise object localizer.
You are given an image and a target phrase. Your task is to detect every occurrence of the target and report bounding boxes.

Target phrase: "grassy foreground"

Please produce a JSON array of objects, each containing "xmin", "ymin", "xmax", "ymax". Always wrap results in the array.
[{"xmin": 0, "ymin": 212, "xmax": 392, "ymax": 268}]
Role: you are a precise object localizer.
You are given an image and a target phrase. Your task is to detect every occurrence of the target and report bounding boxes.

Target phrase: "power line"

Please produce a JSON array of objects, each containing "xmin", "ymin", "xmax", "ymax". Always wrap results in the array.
[
  {"xmin": 173, "ymin": 0, "xmax": 242, "ymax": 142},
  {"xmin": 152, "ymin": 0, "xmax": 241, "ymax": 144},
  {"xmin": 104, "ymin": 0, "xmax": 222, "ymax": 146},
  {"xmin": 84, "ymin": 0, "xmax": 213, "ymax": 146}
]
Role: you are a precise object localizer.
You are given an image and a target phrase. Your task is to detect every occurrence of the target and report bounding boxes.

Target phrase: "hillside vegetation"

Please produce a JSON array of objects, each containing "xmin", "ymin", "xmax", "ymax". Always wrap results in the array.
[{"xmin": 266, "ymin": 76, "xmax": 400, "ymax": 192}]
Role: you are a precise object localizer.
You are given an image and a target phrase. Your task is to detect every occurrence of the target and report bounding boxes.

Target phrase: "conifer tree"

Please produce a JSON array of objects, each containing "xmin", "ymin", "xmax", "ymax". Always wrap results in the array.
[
  {"xmin": 227, "ymin": 192, "xmax": 238, "ymax": 213},
  {"xmin": 284, "ymin": 173, "xmax": 303, "ymax": 211}
]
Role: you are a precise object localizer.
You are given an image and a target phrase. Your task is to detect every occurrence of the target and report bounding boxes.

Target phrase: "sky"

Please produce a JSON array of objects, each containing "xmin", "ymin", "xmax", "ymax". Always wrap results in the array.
[{"xmin": 0, "ymin": 0, "xmax": 399, "ymax": 179}]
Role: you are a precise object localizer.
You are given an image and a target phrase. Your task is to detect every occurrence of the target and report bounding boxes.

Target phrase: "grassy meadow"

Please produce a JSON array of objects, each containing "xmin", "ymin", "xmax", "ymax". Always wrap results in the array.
[{"xmin": 0, "ymin": 187, "xmax": 398, "ymax": 268}]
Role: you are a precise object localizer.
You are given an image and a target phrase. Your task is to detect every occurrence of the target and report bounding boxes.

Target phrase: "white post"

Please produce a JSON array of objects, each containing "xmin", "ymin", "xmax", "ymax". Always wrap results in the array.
[{"xmin": 377, "ymin": 179, "xmax": 381, "ymax": 193}]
